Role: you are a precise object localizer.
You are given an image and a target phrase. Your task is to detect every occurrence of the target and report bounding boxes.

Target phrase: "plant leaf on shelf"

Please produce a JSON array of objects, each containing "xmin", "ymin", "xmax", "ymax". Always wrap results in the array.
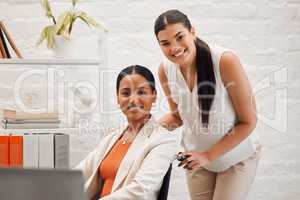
[
  {"xmin": 37, "ymin": 25, "xmax": 56, "ymax": 49},
  {"xmin": 77, "ymin": 11, "xmax": 108, "ymax": 32},
  {"xmin": 41, "ymin": 0, "xmax": 53, "ymax": 19},
  {"xmin": 70, "ymin": 0, "xmax": 79, "ymax": 7},
  {"xmin": 37, "ymin": 26, "xmax": 47, "ymax": 45},
  {"xmin": 38, "ymin": 0, "xmax": 108, "ymax": 49},
  {"xmin": 45, "ymin": 25, "xmax": 56, "ymax": 49},
  {"xmin": 55, "ymin": 11, "xmax": 73, "ymax": 38}
]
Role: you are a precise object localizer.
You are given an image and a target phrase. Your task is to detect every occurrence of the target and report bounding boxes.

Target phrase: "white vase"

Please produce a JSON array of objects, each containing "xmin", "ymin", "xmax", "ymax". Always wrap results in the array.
[{"xmin": 52, "ymin": 33, "xmax": 107, "ymax": 61}]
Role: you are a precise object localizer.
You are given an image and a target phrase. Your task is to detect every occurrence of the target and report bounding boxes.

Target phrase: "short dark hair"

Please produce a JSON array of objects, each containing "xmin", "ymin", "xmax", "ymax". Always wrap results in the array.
[{"xmin": 116, "ymin": 65, "xmax": 156, "ymax": 92}]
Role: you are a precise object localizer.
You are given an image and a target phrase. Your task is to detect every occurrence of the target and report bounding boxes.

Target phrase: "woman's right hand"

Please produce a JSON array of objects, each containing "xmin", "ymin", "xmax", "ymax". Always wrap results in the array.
[
  {"xmin": 178, "ymin": 151, "xmax": 211, "ymax": 171},
  {"xmin": 158, "ymin": 62, "xmax": 183, "ymax": 131},
  {"xmin": 159, "ymin": 112, "xmax": 182, "ymax": 131}
]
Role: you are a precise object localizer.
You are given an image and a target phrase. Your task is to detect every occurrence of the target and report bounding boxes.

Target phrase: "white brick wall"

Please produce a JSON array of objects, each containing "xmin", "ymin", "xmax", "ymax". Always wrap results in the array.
[{"xmin": 1, "ymin": 0, "xmax": 300, "ymax": 199}]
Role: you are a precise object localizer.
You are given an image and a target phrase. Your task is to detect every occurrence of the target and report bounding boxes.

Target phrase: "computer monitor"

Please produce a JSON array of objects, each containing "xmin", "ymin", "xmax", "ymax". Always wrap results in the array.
[{"xmin": 0, "ymin": 168, "xmax": 87, "ymax": 200}]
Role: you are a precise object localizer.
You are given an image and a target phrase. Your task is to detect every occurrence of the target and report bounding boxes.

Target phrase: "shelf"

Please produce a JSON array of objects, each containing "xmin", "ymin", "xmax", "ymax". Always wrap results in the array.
[
  {"xmin": 0, "ymin": 59, "xmax": 104, "ymax": 65},
  {"xmin": 0, "ymin": 127, "xmax": 79, "ymax": 135}
]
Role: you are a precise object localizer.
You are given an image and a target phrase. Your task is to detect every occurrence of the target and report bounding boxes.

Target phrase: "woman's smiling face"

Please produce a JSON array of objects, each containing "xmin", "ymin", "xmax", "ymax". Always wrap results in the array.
[
  {"xmin": 157, "ymin": 23, "xmax": 197, "ymax": 68},
  {"xmin": 117, "ymin": 74, "xmax": 156, "ymax": 122}
]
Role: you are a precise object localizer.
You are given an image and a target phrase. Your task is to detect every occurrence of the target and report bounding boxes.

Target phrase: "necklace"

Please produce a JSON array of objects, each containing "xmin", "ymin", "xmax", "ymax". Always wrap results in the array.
[{"xmin": 121, "ymin": 129, "xmax": 136, "ymax": 145}]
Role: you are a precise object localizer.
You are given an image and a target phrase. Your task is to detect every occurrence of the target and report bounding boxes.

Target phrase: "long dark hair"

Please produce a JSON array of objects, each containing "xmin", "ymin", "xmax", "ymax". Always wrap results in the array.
[
  {"xmin": 116, "ymin": 65, "xmax": 156, "ymax": 93},
  {"xmin": 154, "ymin": 9, "xmax": 215, "ymax": 126}
]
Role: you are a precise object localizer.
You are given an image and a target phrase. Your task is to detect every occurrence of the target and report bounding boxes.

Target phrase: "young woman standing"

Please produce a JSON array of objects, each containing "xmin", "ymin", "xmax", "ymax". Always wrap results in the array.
[{"xmin": 154, "ymin": 9, "xmax": 261, "ymax": 200}]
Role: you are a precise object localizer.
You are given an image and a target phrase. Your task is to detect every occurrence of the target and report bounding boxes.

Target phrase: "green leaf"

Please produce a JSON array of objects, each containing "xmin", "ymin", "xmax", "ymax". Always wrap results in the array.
[
  {"xmin": 71, "ymin": 0, "xmax": 79, "ymax": 7},
  {"xmin": 46, "ymin": 26, "xmax": 56, "ymax": 49},
  {"xmin": 37, "ymin": 26, "xmax": 47, "ymax": 45},
  {"xmin": 77, "ymin": 12, "xmax": 108, "ymax": 32},
  {"xmin": 37, "ymin": 25, "xmax": 56, "ymax": 49},
  {"xmin": 41, "ymin": 0, "xmax": 53, "ymax": 19},
  {"xmin": 55, "ymin": 12, "xmax": 68, "ymax": 34},
  {"xmin": 55, "ymin": 11, "xmax": 73, "ymax": 38}
]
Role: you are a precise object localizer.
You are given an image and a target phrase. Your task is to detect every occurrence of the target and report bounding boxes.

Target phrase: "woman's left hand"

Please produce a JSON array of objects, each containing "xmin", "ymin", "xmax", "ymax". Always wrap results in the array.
[{"xmin": 178, "ymin": 151, "xmax": 211, "ymax": 171}]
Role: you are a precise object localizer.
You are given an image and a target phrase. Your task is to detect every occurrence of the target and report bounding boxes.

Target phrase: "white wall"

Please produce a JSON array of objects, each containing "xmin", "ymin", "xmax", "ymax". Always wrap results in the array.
[{"xmin": 1, "ymin": 0, "xmax": 300, "ymax": 199}]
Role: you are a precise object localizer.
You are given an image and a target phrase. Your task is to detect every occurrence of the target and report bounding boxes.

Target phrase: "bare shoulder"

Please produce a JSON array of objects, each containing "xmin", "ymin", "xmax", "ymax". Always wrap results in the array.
[
  {"xmin": 219, "ymin": 51, "xmax": 242, "ymax": 73},
  {"xmin": 219, "ymin": 51, "xmax": 246, "ymax": 86}
]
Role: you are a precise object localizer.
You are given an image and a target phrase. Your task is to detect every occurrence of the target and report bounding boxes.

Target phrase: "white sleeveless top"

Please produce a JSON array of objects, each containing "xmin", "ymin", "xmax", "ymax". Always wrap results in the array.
[{"xmin": 163, "ymin": 45, "xmax": 260, "ymax": 172}]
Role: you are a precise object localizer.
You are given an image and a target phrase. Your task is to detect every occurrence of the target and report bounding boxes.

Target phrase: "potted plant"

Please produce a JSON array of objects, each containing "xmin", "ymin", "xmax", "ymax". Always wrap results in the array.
[{"xmin": 37, "ymin": 0, "xmax": 107, "ymax": 58}]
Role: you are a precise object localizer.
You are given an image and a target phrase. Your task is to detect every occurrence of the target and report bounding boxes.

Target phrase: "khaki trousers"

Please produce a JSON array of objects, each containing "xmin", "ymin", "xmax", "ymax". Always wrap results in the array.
[{"xmin": 186, "ymin": 149, "xmax": 261, "ymax": 200}]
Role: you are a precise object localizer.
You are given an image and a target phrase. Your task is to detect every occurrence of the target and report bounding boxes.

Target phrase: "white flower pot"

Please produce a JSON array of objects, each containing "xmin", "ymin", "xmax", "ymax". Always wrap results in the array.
[{"xmin": 52, "ymin": 32, "xmax": 107, "ymax": 61}]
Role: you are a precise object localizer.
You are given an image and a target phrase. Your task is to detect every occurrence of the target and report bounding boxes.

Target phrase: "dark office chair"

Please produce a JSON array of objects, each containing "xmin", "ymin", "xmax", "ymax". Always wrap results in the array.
[{"xmin": 157, "ymin": 163, "xmax": 173, "ymax": 200}]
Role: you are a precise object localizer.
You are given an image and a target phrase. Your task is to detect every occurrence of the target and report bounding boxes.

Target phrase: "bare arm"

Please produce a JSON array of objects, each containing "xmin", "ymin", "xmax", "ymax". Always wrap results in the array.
[
  {"xmin": 158, "ymin": 63, "xmax": 183, "ymax": 131},
  {"xmin": 206, "ymin": 51, "xmax": 257, "ymax": 161}
]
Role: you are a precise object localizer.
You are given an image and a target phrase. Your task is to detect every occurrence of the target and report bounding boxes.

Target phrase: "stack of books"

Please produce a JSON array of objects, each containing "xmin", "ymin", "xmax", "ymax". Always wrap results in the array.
[
  {"xmin": 0, "ymin": 21, "xmax": 22, "ymax": 59},
  {"xmin": 1, "ymin": 109, "xmax": 60, "ymax": 129},
  {"xmin": 0, "ymin": 133, "xmax": 69, "ymax": 169}
]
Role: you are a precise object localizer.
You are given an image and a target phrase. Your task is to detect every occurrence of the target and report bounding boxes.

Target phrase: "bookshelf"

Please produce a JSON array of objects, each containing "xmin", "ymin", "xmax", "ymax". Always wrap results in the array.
[
  {"xmin": 0, "ymin": 59, "xmax": 114, "ymax": 128},
  {"xmin": 0, "ymin": 59, "xmax": 114, "ymax": 167},
  {"xmin": 0, "ymin": 59, "xmax": 102, "ymax": 65},
  {"xmin": 0, "ymin": 127, "xmax": 79, "ymax": 135}
]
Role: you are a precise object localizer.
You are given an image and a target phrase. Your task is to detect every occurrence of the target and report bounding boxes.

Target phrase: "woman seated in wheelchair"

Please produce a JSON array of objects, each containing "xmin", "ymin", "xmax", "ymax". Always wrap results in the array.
[{"xmin": 76, "ymin": 65, "xmax": 179, "ymax": 200}]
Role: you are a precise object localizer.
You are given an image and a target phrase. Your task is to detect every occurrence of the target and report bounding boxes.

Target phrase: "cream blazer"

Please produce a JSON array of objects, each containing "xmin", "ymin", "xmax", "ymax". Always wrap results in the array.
[{"xmin": 76, "ymin": 116, "xmax": 179, "ymax": 200}]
